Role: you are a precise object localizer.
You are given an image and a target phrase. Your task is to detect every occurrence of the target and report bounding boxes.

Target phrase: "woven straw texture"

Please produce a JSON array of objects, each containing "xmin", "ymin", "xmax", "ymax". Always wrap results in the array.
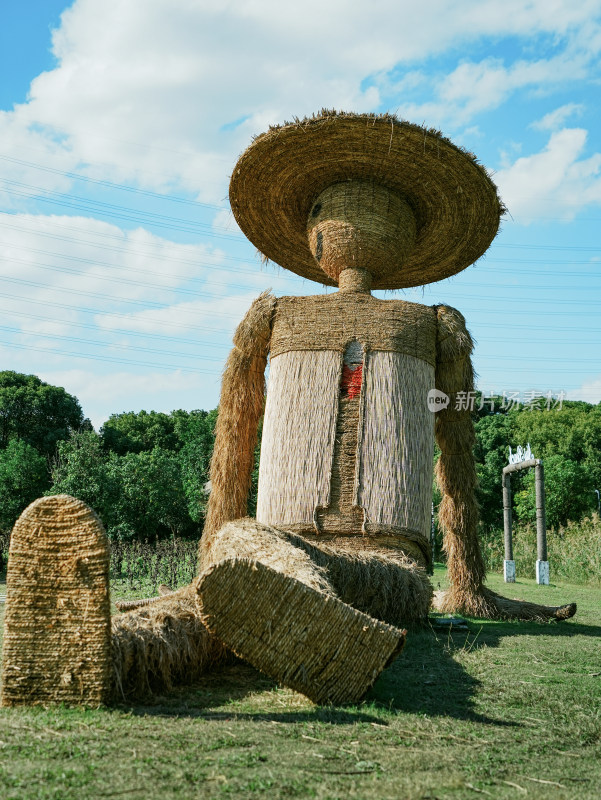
[
  {"xmin": 315, "ymin": 385, "xmax": 365, "ymax": 535},
  {"xmin": 198, "ymin": 556, "xmax": 406, "ymax": 705},
  {"xmin": 229, "ymin": 111, "xmax": 504, "ymax": 289},
  {"xmin": 111, "ymin": 585, "xmax": 229, "ymax": 699},
  {"xmin": 201, "ymin": 518, "xmax": 431, "ymax": 629},
  {"xmin": 306, "ymin": 180, "xmax": 417, "ymax": 284},
  {"xmin": 1, "ymin": 495, "xmax": 111, "ymax": 707},
  {"xmin": 269, "ymin": 293, "xmax": 437, "ymax": 363}
]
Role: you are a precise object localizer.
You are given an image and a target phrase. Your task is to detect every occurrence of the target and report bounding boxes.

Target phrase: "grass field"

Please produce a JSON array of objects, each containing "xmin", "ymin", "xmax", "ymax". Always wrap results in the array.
[{"xmin": 1, "ymin": 568, "xmax": 600, "ymax": 799}]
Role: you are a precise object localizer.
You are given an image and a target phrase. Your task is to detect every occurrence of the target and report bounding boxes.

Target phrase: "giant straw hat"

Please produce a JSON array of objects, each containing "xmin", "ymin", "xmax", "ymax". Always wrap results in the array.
[{"xmin": 229, "ymin": 110, "xmax": 505, "ymax": 290}]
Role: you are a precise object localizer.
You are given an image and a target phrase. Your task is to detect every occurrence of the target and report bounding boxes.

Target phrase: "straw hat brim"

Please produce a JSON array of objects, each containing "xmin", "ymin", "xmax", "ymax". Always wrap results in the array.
[{"xmin": 229, "ymin": 111, "xmax": 504, "ymax": 289}]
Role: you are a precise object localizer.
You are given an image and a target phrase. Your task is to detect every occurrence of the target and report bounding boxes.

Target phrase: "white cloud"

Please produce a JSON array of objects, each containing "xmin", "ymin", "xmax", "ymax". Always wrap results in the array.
[
  {"xmin": 35, "ymin": 368, "xmax": 224, "ymax": 429},
  {"xmin": 0, "ymin": 212, "xmax": 227, "ymax": 318},
  {"xmin": 96, "ymin": 293, "xmax": 260, "ymax": 337},
  {"xmin": 391, "ymin": 52, "xmax": 591, "ymax": 128},
  {"xmin": 567, "ymin": 375, "xmax": 601, "ymax": 405},
  {"xmin": 531, "ymin": 103, "xmax": 584, "ymax": 131},
  {"xmin": 495, "ymin": 128, "xmax": 601, "ymax": 222},
  {"xmin": 1, "ymin": 0, "xmax": 600, "ymax": 201}
]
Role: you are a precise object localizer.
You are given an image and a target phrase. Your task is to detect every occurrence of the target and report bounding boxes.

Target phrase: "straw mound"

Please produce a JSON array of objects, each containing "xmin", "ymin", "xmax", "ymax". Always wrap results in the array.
[
  {"xmin": 303, "ymin": 537, "xmax": 433, "ymax": 627},
  {"xmin": 1, "ymin": 495, "xmax": 111, "ymax": 707},
  {"xmin": 111, "ymin": 585, "xmax": 230, "ymax": 699},
  {"xmin": 198, "ymin": 557, "xmax": 406, "ymax": 705}
]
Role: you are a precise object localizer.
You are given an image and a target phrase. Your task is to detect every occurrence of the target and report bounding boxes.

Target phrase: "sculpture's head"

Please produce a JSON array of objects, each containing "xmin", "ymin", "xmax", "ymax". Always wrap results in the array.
[
  {"xmin": 306, "ymin": 179, "xmax": 416, "ymax": 290},
  {"xmin": 229, "ymin": 111, "xmax": 504, "ymax": 291}
]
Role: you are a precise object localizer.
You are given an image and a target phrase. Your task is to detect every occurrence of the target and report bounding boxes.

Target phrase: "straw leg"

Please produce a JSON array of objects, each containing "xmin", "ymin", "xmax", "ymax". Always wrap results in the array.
[
  {"xmin": 111, "ymin": 585, "xmax": 230, "ymax": 700},
  {"xmin": 293, "ymin": 538, "xmax": 433, "ymax": 627},
  {"xmin": 197, "ymin": 519, "xmax": 408, "ymax": 704}
]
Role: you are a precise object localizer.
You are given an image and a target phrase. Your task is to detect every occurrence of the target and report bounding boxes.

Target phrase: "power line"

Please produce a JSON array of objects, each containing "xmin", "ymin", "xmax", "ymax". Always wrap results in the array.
[
  {"xmin": 0, "ymin": 154, "xmax": 224, "ymax": 210},
  {"xmin": 0, "ymin": 307, "xmax": 231, "ymax": 349},
  {"xmin": 0, "ymin": 292, "xmax": 234, "ymax": 335},
  {"xmin": 0, "ymin": 324, "xmax": 225, "ymax": 362},
  {"xmin": 0, "ymin": 339, "xmax": 222, "ymax": 374}
]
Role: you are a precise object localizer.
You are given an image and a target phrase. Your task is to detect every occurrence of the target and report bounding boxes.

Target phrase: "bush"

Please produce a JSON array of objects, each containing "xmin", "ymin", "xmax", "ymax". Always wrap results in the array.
[
  {"xmin": 481, "ymin": 513, "xmax": 601, "ymax": 587},
  {"xmin": 109, "ymin": 536, "xmax": 198, "ymax": 592}
]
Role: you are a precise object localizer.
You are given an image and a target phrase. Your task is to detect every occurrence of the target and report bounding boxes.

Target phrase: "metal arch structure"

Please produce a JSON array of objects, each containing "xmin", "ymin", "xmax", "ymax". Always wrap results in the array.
[{"xmin": 502, "ymin": 458, "xmax": 549, "ymax": 585}]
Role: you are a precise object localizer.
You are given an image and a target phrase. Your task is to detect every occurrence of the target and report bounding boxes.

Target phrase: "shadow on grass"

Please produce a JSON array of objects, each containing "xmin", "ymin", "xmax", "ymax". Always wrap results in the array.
[
  {"xmin": 112, "ymin": 613, "xmax": 601, "ymax": 727},
  {"xmin": 367, "ymin": 623, "xmax": 501, "ymax": 724}
]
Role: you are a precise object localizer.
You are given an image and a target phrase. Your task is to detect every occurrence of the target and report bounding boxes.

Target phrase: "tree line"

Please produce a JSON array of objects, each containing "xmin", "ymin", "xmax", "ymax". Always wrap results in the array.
[{"xmin": 1, "ymin": 370, "xmax": 600, "ymax": 545}]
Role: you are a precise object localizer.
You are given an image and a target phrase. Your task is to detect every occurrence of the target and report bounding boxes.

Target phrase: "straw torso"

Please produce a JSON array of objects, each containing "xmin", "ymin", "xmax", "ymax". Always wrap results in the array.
[{"xmin": 256, "ymin": 293, "xmax": 436, "ymax": 565}]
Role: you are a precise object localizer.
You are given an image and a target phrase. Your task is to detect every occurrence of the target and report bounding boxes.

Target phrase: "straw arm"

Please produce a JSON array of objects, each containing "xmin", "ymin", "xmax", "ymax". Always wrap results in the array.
[
  {"xmin": 199, "ymin": 291, "xmax": 276, "ymax": 567},
  {"xmin": 432, "ymin": 305, "xmax": 494, "ymax": 617},
  {"xmin": 432, "ymin": 305, "xmax": 576, "ymax": 621}
]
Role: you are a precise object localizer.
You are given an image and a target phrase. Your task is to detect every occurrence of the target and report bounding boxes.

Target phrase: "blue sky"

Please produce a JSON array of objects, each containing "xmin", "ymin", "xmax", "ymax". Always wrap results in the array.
[{"xmin": 1, "ymin": 0, "xmax": 600, "ymax": 428}]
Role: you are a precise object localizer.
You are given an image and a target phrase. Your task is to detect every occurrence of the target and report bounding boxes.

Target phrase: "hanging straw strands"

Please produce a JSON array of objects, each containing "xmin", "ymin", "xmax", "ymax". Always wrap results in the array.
[
  {"xmin": 256, "ymin": 349, "xmax": 340, "ymax": 527},
  {"xmin": 111, "ymin": 585, "xmax": 229, "ymax": 699},
  {"xmin": 200, "ymin": 290, "xmax": 275, "ymax": 558}
]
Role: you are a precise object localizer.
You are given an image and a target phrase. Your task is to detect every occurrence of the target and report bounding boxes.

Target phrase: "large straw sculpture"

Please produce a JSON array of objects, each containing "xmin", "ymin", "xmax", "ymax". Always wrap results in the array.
[{"xmin": 2, "ymin": 111, "xmax": 576, "ymax": 708}]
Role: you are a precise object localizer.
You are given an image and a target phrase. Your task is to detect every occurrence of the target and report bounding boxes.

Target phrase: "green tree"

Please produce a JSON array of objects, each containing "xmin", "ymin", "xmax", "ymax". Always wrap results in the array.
[
  {"xmin": 110, "ymin": 448, "xmax": 191, "ymax": 539},
  {"xmin": 474, "ymin": 412, "xmax": 513, "ymax": 531},
  {"xmin": 174, "ymin": 409, "xmax": 218, "ymax": 524},
  {"xmin": 514, "ymin": 454, "xmax": 594, "ymax": 529},
  {"xmin": 49, "ymin": 430, "xmax": 118, "ymax": 524},
  {"xmin": 0, "ymin": 439, "xmax": 48, "ymax": 531},
  {"xmin": 511, "ymin": 403, "xmax": 601, "ymax": 526},
  {"xmin": 0, "ymin": 371, "xmax": 88, "ymax": 456},
  {"xmin": 100, "ymin": 410, "xmax": 179, "ymax": 455}
]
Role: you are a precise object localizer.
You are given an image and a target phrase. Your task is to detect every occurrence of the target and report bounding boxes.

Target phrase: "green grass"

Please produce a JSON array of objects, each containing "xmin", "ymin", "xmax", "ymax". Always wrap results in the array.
[{"xmin": 1, "ymin": 568, "xmax": 600, "ymax": 799}]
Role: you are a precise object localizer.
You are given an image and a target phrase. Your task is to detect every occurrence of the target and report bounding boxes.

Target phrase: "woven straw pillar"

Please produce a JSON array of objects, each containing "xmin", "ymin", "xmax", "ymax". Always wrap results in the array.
[
  {"xmin": 338, "ymin": 268, "xmax": 372, "ymax": 293},
  {"xmin": 1, "ymin": 495, "xmax": 111, "ymax": 707}
]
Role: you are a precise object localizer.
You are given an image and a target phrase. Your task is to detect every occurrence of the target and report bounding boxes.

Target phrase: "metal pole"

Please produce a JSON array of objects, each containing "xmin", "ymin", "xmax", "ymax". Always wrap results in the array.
[
  {"xmin": 535, "ymin": 460, "xmax": 549, "ymax": 585},
  {"xmin": 502, "ymin": 471, "xmax": 515, "ymax": 582},
  {"xmin": 429, "ymin": 502, "xmax": 435, "ymax": 575}
]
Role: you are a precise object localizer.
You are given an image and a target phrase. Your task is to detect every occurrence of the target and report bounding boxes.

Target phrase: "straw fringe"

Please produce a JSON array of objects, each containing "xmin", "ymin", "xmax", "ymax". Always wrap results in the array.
[
  {"xmin": 359, "ymin": 351, "xmax": 434, "ymax": 537},
  {"xmin": 256, "ymin": 350, "xmax": 340, "ymax": 527},
  {"xmin": 111, "ymin": 585, "xmax": 230, "ymax": 699},
  {"xmin": 200, "ymin": 291, "xmax": 275, "ymax": 562}
]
